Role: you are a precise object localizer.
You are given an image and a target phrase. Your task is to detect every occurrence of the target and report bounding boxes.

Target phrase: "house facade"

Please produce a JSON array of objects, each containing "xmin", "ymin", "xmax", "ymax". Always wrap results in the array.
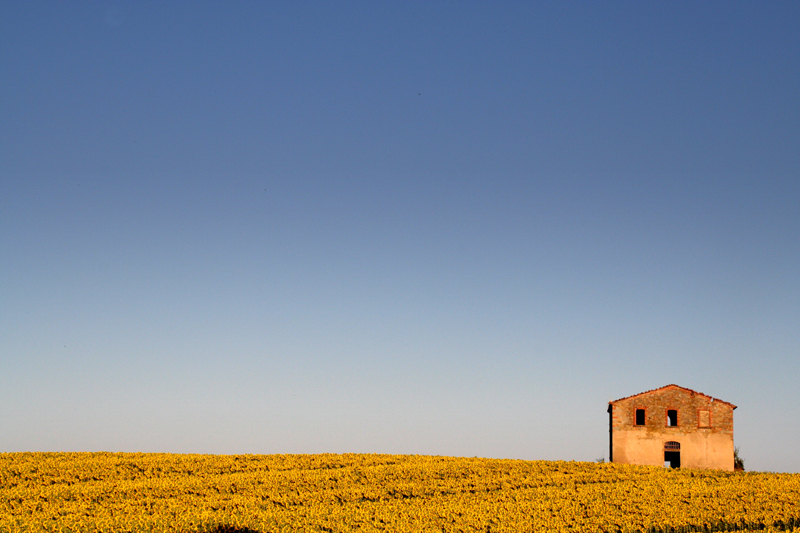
[{"xmin": 607, "ymin": 384, "xmax": 736, "ymax": 471}]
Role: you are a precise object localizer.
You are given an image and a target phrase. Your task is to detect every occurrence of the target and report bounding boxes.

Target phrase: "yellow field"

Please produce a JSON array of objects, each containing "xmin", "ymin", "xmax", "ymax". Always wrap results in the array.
[{"xmin": 1, "ymin": 453, "xmax": 799, "ymax": 533}]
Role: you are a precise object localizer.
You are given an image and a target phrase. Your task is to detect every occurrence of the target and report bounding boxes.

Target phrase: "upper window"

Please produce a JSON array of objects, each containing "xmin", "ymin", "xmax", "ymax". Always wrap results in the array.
[
  {"xmin": 698, "ymin": 409, "xmax": 711, "ymax": 428},
  {"xmin": 667, "ymin": 409, "xmax": 678, "ymax": 426},
  {"xmin": 635, "ymin": 409, "xmax": 645, "ymax": 426}
]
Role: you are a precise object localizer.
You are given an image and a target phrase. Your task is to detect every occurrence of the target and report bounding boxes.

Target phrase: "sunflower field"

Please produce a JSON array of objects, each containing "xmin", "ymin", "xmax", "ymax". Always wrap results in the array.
[{"xmin": 1, "ymin": 452, "xmax": 798, "ymax": 532}]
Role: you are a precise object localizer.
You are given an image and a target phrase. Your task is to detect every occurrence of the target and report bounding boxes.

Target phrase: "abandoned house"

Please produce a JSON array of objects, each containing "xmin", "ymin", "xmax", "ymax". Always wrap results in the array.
[{"xmin": 607, "ymin": 384, "xmax": 736, "ymax": 470}]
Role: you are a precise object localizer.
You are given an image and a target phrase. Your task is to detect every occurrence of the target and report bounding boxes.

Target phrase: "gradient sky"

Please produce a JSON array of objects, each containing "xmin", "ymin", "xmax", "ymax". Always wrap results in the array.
[{"xmin": 1, "ymin": 2, "xmax": 799, "ymax": 473}]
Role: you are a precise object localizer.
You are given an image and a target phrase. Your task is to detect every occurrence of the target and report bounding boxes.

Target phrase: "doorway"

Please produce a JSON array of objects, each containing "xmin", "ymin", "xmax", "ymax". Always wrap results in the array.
[
  {"xmin": 664, "ymin": 451, "xmax": 681, "ymax": 468},
  {"xmin": 664, "ymin": 441, "xmax": 681, "ymax": 468}
]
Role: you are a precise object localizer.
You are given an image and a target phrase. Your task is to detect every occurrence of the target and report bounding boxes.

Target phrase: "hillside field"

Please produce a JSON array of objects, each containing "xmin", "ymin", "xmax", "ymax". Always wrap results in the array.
[{"xmin": 1, "ymin": 452, "xmax": 799, "ymax": 532}]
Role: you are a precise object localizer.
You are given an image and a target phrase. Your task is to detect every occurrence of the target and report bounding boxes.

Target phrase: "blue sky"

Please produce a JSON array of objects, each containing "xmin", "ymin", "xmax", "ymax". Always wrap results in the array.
[{"xmin": 1, "ymin": 2, "xmax": 798, "ymax": 472}]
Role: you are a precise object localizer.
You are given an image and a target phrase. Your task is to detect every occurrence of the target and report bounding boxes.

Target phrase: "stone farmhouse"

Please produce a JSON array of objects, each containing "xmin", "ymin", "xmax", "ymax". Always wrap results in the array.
[{"xmin": 607, "ymin": 384, "xmax": 736, "ymax": 470}]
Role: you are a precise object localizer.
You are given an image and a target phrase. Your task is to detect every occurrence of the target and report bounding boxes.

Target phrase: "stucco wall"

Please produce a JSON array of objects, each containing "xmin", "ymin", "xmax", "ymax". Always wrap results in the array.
[{"xmin": 609, "ymin": 386, "xmax": 735, "ymax": 471}]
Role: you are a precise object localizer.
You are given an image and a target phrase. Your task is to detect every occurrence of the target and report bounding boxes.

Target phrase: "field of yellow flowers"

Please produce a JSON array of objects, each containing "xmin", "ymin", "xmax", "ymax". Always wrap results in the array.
[{"xmin": 1, "ymin": 452, "xmax": 799, "ymax": 532}]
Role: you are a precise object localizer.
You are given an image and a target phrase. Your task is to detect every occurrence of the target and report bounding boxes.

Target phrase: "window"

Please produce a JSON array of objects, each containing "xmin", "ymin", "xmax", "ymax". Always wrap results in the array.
[
  {"xmin": 698, "ymin": 409, "xmax": 711, "ymax": 428},
  {"xmin": 635, "ymin": 409, "xmax": 645, "ymax": 426},
  {"xmin": 667, "ymin": 409, "xmax": 678, "ymax": 426},
  {"xmin": 664, "ymin": 441, "xmax": 681, "ymax": 451}
]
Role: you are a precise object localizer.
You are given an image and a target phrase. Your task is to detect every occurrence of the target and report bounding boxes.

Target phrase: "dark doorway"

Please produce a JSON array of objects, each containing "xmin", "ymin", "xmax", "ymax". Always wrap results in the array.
[{"xmin": 664, "ymin": 451, "xmax": 681, "ymax": 468}]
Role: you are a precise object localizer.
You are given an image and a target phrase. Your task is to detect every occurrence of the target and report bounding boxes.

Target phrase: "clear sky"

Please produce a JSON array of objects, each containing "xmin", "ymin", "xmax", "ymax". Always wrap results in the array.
[{"xmin": 1, "ymin": 2, "xmax": 798, "ymax": 473}]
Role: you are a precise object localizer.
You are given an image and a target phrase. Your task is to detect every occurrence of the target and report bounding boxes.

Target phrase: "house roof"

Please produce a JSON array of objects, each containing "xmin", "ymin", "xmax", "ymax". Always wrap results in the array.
[{"xmin": 609, "ymin": 384, "xmax": 737, "ymax": 409}]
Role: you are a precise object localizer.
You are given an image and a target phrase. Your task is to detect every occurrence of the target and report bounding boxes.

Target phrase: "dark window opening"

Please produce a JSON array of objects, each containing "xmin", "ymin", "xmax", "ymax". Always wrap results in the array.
[
  {"xmin": 635, "ymin": 409, "xmax": 645, "ymax": 426},
  {"xmin": 664, "ymin": 441, "xmax": 681, "ymax": 451},
  {"xmin": 664, "ymin": 451, "xmax": 681, "ymax": 468},
  {"xmin": 667, "ymin": 409, "xmax": 678, "ymax": 426}
]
